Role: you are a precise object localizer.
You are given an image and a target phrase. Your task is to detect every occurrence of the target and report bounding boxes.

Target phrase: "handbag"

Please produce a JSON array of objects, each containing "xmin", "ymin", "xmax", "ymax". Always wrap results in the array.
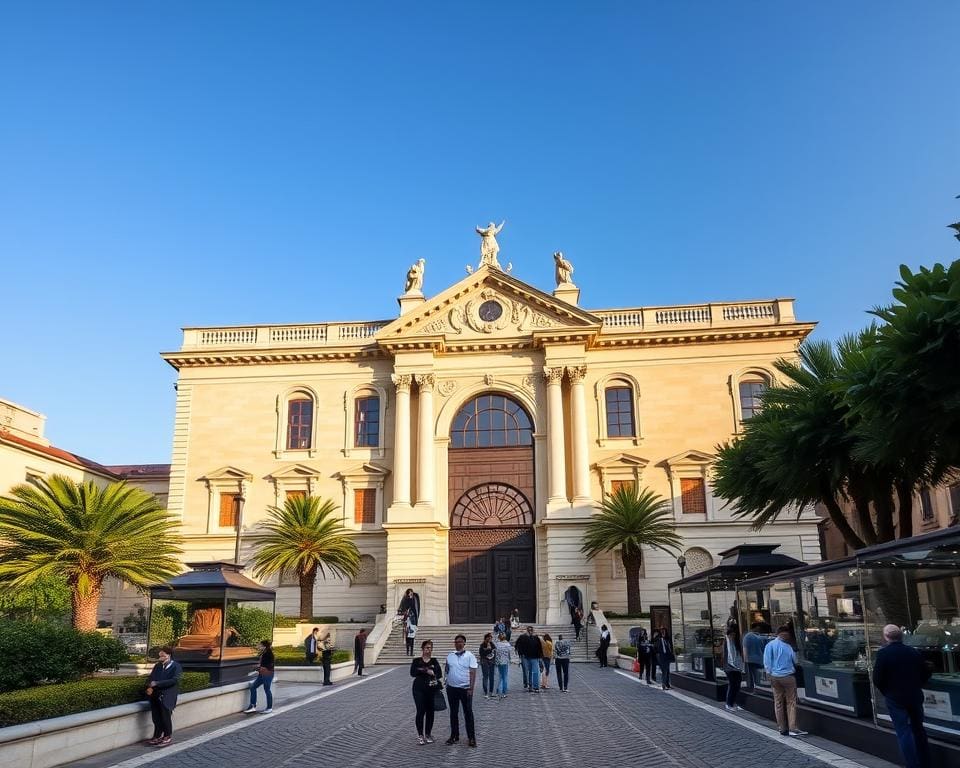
[
  {"xmin": 432, "ymin": 688, "xmax": 447, "ymax": 712},
  {"xmin": 632, "ymin": 658, "xmax": 641, "ymax": 673}
]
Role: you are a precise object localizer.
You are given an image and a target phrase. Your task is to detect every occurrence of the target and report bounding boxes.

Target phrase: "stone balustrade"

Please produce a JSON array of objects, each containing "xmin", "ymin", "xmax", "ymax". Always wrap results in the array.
[{"xmin": 183, "ymin": 321, "xmax": 390, "ymax": 350}]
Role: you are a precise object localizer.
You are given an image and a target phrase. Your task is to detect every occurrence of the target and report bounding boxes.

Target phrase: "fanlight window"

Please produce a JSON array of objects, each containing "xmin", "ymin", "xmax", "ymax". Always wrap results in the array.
[
  {"xmin": 450, "ymin": 394, "xmax": 533, "ymax": 449},
  {"xmin": 451, "ymin": 483, "xmax": 534, "ymax": 527}
]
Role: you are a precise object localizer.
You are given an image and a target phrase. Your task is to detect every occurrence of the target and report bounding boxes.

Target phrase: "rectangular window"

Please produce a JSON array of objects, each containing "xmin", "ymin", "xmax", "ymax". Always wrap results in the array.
[
  {"xmin": 354, "ymin": 488, "xmax": 376, "ymax": 525},
  {"xmin": 219, "ymin": 492, "xmax": 239, "ymax": 529},
  {"xmin": 355, "ymin": 396, "xmax": 380, "ymax": 447},
  {"xmin": 287, "ymin": 398, "xmax": 313, "ymax": 450},
  {"xmin": 604, "ymin": 386, "xmax": 636, "ymax": 438},
  {"xmin": 610, "ymin": 479, "xmax": 636, "ymax": 495},
  {"xmin": 681, "ymin": 478, "xmax": 707, "ymax": 515},
  {"xmin": 285, "ymin": 490, "xmax": 306, "ymax": 502},
  {"xmin": 920, "ymin": 488, "xmax": 935, "ymax": 521},
  {"xmin": 739, "ymin": 380, "xmax": 766, "ymax": 421}
]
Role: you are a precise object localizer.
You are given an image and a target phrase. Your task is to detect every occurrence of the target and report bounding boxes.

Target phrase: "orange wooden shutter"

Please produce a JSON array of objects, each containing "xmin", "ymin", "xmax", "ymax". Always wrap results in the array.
[
  {"xmin": 354, "ymin": 489, "xmax": 376, "ymax": 524},
  {"xmin": 680, "ymin": 478, "xmax": 706, "ymax": 514},
  {"xmin": 219, "ymin": 493, "xmax": 238, "ymax": 528}
]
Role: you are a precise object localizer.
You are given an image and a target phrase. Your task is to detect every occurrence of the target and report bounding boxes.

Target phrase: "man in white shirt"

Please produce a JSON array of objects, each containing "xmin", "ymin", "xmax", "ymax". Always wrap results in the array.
[{"xmin": 444, "ymin": 634, "xmax": 478, "ymax": 747}]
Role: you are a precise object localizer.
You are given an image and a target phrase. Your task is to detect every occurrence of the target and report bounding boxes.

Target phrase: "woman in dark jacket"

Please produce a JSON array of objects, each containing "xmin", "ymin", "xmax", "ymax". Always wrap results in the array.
[
  {"xmin": 410, "ymin": 639, "xmax": 443, "ymax": 745},
  {"xmin": 478, "ymin": 632, "xmax": 496, "ymax": 698},
  {"xmin": 244, "ymin": 640, "xmax": 276, "ymax": 713},
  {"xmin": 354, "ymin": 629, "xmax": 367, "ymax": 676},
  {"xmin": 145, "ymin": 646, "xmax": 182, "ymax": 747}
]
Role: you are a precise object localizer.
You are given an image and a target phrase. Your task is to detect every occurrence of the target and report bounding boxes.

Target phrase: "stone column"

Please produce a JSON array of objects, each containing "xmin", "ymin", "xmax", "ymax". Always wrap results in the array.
[
  {"xmin": 568, "ymin": 365, "xmax": 591, "ymax": 504},
  {"xmin": 415, "ymin": 373, "xmax": 435, "ymax": 507},
  {"xmin": 392, "ymin": 374, "xmax": 412, "ymax": 506},
  {"xmin": 544, "ymin": 366, "xmax": 568, "ymax": 504}
]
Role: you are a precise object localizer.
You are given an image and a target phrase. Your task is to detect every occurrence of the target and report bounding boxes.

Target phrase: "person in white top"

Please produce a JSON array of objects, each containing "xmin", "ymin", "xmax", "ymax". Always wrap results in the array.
[{"xmin": 444, "ymin": 634, "xmax": 478, "ymax": 747}]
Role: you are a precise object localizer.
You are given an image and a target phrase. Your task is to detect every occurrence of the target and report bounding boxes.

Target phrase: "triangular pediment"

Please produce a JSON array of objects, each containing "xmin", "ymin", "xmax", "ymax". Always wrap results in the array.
[
  {"xmin": 663, "ymin": 450, "xmax": 715, "ymax": 468},
  {"xmin": 265, "ymin": 463, "xmax": 321, "ymax": 481},
  {"xmin": 199, "ymin": 466, "xmax": 253, "ymax": 482},
  {"xmin": 333, "ymin": 462, "xmax": 391, "ymax": 481},
  {"xmin": 376, "ymin": 266, "xmax": 602, "ymax": 350},
  {"xmin": 593, "ymin": 453, "xmax": 650, "ymax": 470}
]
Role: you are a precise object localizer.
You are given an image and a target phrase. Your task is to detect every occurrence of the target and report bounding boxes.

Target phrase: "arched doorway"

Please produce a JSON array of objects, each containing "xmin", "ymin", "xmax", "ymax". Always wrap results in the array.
[{"xmin": 448, "ymin": 393, "xmax": 536, "ymax": 623}]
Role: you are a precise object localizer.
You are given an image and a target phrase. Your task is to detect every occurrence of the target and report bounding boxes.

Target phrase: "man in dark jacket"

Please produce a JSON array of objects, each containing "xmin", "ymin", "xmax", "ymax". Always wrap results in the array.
[
  {"xmin": 653, "ymin": 627, "xmax": 675, "ymax": 690},
  {"xmin": 519, "ymin": 626, "xmax": 544, "ymax": 693},
  {"xmin": 872, "ymin": 624, "xmax": 932, "ymax": 768},
  {"xmin": 305, "ymin": 627, "xmax": 319, "ymax": 664},
  {"xmin": 514, "ymin": 626, "xmax": 532, "ymax": 689},
  {"xmin": 145, "ymin": 646, "xmax": 182, "ymax": 747}
]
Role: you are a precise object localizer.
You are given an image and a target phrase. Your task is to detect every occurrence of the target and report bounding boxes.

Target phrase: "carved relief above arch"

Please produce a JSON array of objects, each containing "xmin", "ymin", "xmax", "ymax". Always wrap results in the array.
[{"xmin": 451, "ymin": 482, "xmax": 534, "ymax": 527}]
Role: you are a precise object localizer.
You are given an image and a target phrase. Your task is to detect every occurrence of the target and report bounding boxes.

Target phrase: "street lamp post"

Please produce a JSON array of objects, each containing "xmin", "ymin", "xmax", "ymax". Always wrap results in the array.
[
  {"xmin": 677, "ymin": 555, "xmax": 687, "ymax": 579},
  {"xmin": 233, "ymin": 490, "xmax": 246, "ymax": 565}
]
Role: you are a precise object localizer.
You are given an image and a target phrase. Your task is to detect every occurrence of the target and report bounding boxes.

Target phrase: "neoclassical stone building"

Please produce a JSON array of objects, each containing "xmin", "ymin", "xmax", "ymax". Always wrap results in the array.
[{"xmin": 162, "ymin": 243, "xmax": 822, "ymax": 624}]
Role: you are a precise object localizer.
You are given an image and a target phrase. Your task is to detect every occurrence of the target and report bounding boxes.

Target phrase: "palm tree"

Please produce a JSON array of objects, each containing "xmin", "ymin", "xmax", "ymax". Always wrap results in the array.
[
  {"xmin": 581, "ymin": 486, "xmax": 682, "ymax": 614},
  {"xmin": 247, "ymin": 495, "xmax": 361, "ymax": 620},
  {"xmin": 0, "ymin": 475, "xmax": 182, "ymax": 631}
]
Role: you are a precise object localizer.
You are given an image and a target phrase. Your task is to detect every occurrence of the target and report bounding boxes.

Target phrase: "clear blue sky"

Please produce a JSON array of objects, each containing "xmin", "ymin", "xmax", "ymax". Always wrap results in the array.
[{"xmin": 2, "ymin": 2, "xmax": 958, "ymax": 464}]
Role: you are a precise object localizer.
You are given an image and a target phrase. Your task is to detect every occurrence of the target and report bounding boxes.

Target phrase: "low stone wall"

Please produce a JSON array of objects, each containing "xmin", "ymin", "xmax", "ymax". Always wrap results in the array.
[{"xmin": 0, "ymin": 663, "xmax": 357, "ymax": 768}]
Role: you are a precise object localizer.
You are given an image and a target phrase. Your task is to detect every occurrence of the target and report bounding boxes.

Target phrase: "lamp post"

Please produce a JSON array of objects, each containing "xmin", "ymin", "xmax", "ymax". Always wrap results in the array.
[
  {"xmin": 233, "ymin": 490, "xmax": 246, "ymax": 566},
  {"xmin": 677, "ymin": 555, "xmax": 687, "ymax": 579}
]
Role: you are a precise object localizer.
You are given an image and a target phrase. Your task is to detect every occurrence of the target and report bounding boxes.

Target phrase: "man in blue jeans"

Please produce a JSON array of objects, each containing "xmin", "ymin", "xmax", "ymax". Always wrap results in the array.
[{"xmin": 872, "ymin": 624, "xmax": 932, "ymax": 768}]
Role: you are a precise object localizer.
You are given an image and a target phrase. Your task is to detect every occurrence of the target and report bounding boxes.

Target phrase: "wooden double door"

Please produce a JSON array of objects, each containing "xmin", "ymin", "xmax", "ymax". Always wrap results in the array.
[{"xmin": 449, "ymin": 528, "xmax": 535, "ymax": 624}]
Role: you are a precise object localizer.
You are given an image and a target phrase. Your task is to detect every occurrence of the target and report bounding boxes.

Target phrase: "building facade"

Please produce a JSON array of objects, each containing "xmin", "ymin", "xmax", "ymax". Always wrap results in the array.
[{"xmin": 162, "ymin": 252, "xmax": 823, "ymax": 624}]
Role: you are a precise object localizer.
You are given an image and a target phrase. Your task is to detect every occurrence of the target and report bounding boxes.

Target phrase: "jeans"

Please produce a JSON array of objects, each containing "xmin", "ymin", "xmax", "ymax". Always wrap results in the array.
[
  {"xmin": 523, "ymin": 657, "xmax": 541, "ymax": 690},
  {"xmin": 886, "ymin": 699, "xmax": 931, "ymax": 768},
  {"xmin": 497, "ymin": 663, "xmax": 509, "ymax": 694},
  {"xmin": 481, "ymin": 663, "xmax": 495, "ymax": 694},
  {"xmin": 725, "ymin": 670, "xmax": 743, "ymax": 707},
  {"xmin": 541, "ymin": 657, "xmax": 552, "ymax": 681},
  {"xmin": 519, "ymin": 655, "xmax": 529, "ymax": 688},
  {"xmin": 249, "ymin": 672, "xmax": 274, "ymax": 709},
  {"xmin": 406, "ymin": 637, "xmax": 414, "ymax": 656},
  {"xmin": 657, "ymin": 657, "xmax": 671, "ymax": 688},
  {"xmin": 770, "ymin": 674, "xmax": 798, "ymax": 733},
  {"xmin": 446, "ymin": 687, "xmax": 475, "ymax": 740},
  {"xmin": 745, "ymin": 662, "xmax": 764, "ymax": 690},
  {"xmin": 555, "ymin": 658, "xmax": 570, "ymax": 691}
]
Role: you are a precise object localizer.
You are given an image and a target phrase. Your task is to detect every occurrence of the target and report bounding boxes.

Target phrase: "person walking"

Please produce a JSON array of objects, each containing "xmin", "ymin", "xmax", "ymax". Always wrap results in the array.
[
  {"xmin": 478, "ymin": 632, "xmax": 497, "ymax": 699},
  {"xmin": 410, "ymin": 639, "xmax": 443, "ymax": 745},
  {"xmin": 405, "ymin": 615, "xmax": 418, "ymax": 657},
  {"xmin": 444, "ymin": 634, "xmax": 478, "ymax": 747},
  {"xmin": 723, "ymin": 624, "xmax": 745, "ymax": 711},
  {"xmin": 553, "ymin": 633, "xmax": 571, "ymax": 692},
  {"xmin": 540, "ymin": 633, "xmax": 554, "ymax": 689},
  {"xmin": 399, "ymin": 588, "xmax": 419, "ymax": 624},
  {"xmin": 572, "ymin": 606, "xmax": 584, "ymax": 641},
  {"xmin": 494, "ymin": 632, "xmax": 512, "ymax": 699},
  {"xmin": 597, "ymin": 624, "xmax": 611, "ymax": 667},
  {"xmin": 304, "ymin": 627, "xmax": 320, "ymax": 665},
  {"xmin": 244, "ymin": 640, "xmax": 276, "ymax": 714},
  {"xmin": 145, "ymin": 646, "xmax": 182, "ymax": 747},
  {"xmin": 514, "ymin": 625, "xmax": 531, "ymax": 690},
  {"xmin": 742, "ymin": 622, "xmax": 767, "ymax": 690},
  {"xmin": 653, "ymin": 626, "xmax": 675, "ymax": 690},
  {"xmin": 520, "ymin": 626, "xmax": 543, "ymax": 693},
  {"xmin": 354, "ymin": 628, "xmax": 367, "ymax": 676},
  {"xmin": 321, "ymin": 631, "xmax": 334, "ymax": 685},
  {"xmin": 636, "ymin": 628, "xmax": 655, "ymax": 685},
  {"xmin": 764, "ymin": 625, "xmax": 807, "ymax": 737},
  {"xmin": 873, "ymin": 624, "xmax": 932, "ymax": 768}
]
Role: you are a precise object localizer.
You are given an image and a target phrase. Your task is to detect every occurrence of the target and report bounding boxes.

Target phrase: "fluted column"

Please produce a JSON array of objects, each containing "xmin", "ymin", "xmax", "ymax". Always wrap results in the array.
[
  {"xmin": 392, "ymin": 374, "xmax": 412, "ymax": 506},
  {"xmin": 544, "ymin": 366, "xmax": 568, "ymax": 504},
  {"xmin": 415, "ymin": 373, "xmax": 435, "ymax": 507},
  {"xmin": 568, "ymin": 365, "xmax": 591, "ymax": 503}
]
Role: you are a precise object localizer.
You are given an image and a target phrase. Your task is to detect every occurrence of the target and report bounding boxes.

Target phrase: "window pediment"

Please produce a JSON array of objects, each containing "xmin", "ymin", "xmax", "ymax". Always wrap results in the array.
[
  {"xmin": 265, "ymin": 463, "xmax": 321, "ymax": 481},
  {"xmin": 663, "ymin": 450, "xmax": 715, "ymax": 471},
  {"xmin": 334, "ymin": 462, "xmax": 391, "ymax": 482},
  {"xmin": 200, "ymin": 466, "xmax": 253, "ymax": 484}
]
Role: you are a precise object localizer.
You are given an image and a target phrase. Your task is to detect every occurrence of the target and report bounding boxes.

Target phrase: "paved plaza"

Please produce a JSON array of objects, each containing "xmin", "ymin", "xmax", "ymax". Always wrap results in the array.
[{"xmin": 66, "ymin": 665, "xmax": 899, "ymax": 768}]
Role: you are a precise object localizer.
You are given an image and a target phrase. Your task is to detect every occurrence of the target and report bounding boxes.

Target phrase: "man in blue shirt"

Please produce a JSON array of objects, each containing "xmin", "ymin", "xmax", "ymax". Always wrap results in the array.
[
  {"xmin": 872, "ymin": 624, "xmax": 932, "ymax": 768},
  {"xmin": 763, "ymin": 626, "xmax": 807, "ymax": 737},
  {"xmin": 742, "ymin": 622, "xmax": 767, "ymax": 690}
]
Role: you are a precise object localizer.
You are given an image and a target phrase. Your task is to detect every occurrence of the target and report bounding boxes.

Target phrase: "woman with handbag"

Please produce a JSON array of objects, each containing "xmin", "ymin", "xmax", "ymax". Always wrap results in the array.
[
  {"xmin": 410, "ymin": 639, "xmax": 444, "ymax": 746},
  {"xmin": 243, "ymin": 640, "xmax": 275, "ymax": 714},
  {"xmin": 321, "ymin": 632, "xmax": 334, "ymax": 685}
]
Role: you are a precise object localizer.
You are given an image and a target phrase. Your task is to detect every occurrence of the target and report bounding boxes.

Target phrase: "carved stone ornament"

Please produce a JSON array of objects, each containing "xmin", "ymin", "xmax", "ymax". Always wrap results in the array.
[
  {"xmin": 483, "ymin": 374, "xmax": 495, "ymax": 386},
  {"xmin": 391, "ymin": 374, "xmax": 413, "ymax": 392},
  {"xmin": 521, "ymin": 374, "xmax": 537, "ymax": 392},
  {"xmin": 544, "ymin": 367, "xmax": 565, "ymax": 385},
  {"xmin": 415, "ymin": 373, "xmax": 436, "ymax": 391},
  {"xmin": 437, "ymin": 379, "xmax": 458, "ymax": 397},
  {"xmin": 566, "ymin": 365, "xmax": 587, "ymax": 384},
  {"xmin": 424, "ymin": 288, "xmax": 557, "ymax": 336}
]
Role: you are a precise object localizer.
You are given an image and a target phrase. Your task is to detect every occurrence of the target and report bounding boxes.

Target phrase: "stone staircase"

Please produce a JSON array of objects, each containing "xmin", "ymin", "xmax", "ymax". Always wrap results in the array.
[{"xmin": 375, "ymin": 622, "xmax": 599, "ymax": 664}]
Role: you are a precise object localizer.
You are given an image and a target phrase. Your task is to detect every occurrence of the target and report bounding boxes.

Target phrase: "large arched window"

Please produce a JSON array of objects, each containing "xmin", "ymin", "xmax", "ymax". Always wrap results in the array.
[
  {"xmin": 450, "ymin": 393, "xmax": 533, "ymax": 449},
  {"xmin": 738, "ymin": 378, "xmax": 768, "ymax": 421},
  {"xmin": 604, "ymin": 384, "xmax": 636, "ymax": 438},
  {"xmin": 287, "ymin": 397, "xmax": 313, "ymax": 449}
]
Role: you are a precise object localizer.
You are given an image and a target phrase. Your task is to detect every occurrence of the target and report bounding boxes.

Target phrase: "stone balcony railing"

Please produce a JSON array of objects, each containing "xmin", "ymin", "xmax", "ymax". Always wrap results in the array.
[
  {"xmin": 594, "ymin": 298, "xmax": 796, "ymax": 332},
  {"xmin": 180, "ymin": 299, "xmax": 797, "ymax": 351}
]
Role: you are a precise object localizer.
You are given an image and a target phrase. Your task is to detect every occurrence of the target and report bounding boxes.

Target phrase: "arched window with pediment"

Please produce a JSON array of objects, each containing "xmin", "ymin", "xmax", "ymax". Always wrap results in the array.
[
  {"xmin": 731, "ymin": 368, "xmax": 773, "ymax": 426},
  {"xmin": 450, "ymin": 393, "xmax": 533, "ymax": 449},
  {"xmin": 274, "ymin": 386, "xmax": 319, "ymax": 458}
]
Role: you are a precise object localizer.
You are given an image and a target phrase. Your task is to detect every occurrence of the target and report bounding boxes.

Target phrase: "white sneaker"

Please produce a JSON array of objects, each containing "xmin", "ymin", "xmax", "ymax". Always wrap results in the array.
[
  {"xmin": 262, "ymin": 708, "xmax": 273, "ymax": 714},
  {"xmin": 734, "ymin": 705, "xmax": 744, "ymax": 711},
  {"xmin": 724, "ymin": 704, "xmax": 735, "ymax": 711},
  {"xmin": 788, "ymin": 730, "xmax": 808, "ymax": 737},
  {"xmin": 242, "ymin": 707, "xmax": 257, "ymax": 714}
]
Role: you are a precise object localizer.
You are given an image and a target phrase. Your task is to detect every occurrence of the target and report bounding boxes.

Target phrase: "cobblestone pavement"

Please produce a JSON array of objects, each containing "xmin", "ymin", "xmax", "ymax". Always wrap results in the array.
[{"xmin": 69, "ymin": 665, "xmax": 899, "ymax": 768}]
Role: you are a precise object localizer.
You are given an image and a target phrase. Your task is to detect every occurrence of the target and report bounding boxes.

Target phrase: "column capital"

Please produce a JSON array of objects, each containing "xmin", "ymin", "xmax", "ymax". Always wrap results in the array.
[
  {"xmin": 566, "ymin": 365, "xmax": 587, "ymax": 384},
  {"xmin": 543, "ymin": 366, "xmax": 565, "ymax": 385},
  {"xmin": 392, "ymin": 373, "xmax": 413, "ymax": 393},
  {"xmin": 414, "ymin": 373, "xmax": 436, "ymax": 392}
]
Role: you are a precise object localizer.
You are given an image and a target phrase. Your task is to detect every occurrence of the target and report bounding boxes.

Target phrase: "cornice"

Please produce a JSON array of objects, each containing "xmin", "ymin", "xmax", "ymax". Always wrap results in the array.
[
  {"xmin": 593, "ymin": 322, "xmax": 816, "ymax": 349},
  {"xmin": 161, "ymin": 346, "xmax": 387, "ymax": 370}
]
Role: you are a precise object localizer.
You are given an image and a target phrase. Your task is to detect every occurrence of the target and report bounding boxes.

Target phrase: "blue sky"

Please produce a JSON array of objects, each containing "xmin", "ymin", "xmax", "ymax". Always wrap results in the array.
[{"xmin": 1, "ymin": 2, "xmax": 958, "ymax": 463}]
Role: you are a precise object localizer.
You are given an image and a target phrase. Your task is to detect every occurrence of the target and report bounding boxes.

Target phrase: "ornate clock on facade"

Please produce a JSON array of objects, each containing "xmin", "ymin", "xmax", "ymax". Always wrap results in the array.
[{"xmin": 478, "ymin": 300, "xmax": 503, "ymax": 322}]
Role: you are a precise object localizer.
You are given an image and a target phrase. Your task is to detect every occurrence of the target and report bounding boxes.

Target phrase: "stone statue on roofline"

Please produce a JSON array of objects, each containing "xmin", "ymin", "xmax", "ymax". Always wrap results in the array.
[
  {"xmin": 554, "ymin": 251, "xmax": 574, "ymax": 286},
  {"xmin": 475, "ymin": 220, "xmax": 505, "ymax": 269},
  {"xmin": 404, "ymin": 258, "xmax": 425, "ymax": 294}
]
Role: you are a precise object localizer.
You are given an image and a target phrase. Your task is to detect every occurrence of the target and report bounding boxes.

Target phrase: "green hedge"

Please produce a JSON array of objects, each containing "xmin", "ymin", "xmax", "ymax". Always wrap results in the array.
[
  {"xmin": 272, "ymin": 645, "xmax": 351, "ymax": 666},
  {"xmin": 0, "ymin": 672, "xmax": 209, "ymax": 727},
  {"xmin": 0, "ymin": 620, "xmax": 128, "ymax": 692},
  {"xmin": 619, "ymin": 644, "xmax": 637, "ymax": 657},
  {"xmin": 604, "ymin": 611, "xmax": 650, "ymax": 619}
]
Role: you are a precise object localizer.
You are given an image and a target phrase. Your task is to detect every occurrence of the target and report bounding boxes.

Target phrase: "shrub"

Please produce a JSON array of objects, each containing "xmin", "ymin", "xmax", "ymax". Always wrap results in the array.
[
  {"xmin": 148, "ymin": 601, "xmax": 189, "ymax": 648},
  {"xmin": 619, "ymin": 644, "xmax": 638, "ymax": 657},
  {"xmin": 226, "ymin": 605, "xmax": 274, "ymax": 646},
  {"xmin": 271, "ymin": 645, "xmax": 351, "ymax": 666},
  {"xmin": 273, "ymin": 614, "xmax": 339, "ymax": 629},
  {"xmin": 0, "ymin": 672, "xmax": 209, "ymax": 727},
  {"xmin": 604, "ymin": 611, "xmax": 650, "ymax": 619},
  {"xmin": 0, "ymin": 619, "xmax": 129, "ymax": 692}
]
